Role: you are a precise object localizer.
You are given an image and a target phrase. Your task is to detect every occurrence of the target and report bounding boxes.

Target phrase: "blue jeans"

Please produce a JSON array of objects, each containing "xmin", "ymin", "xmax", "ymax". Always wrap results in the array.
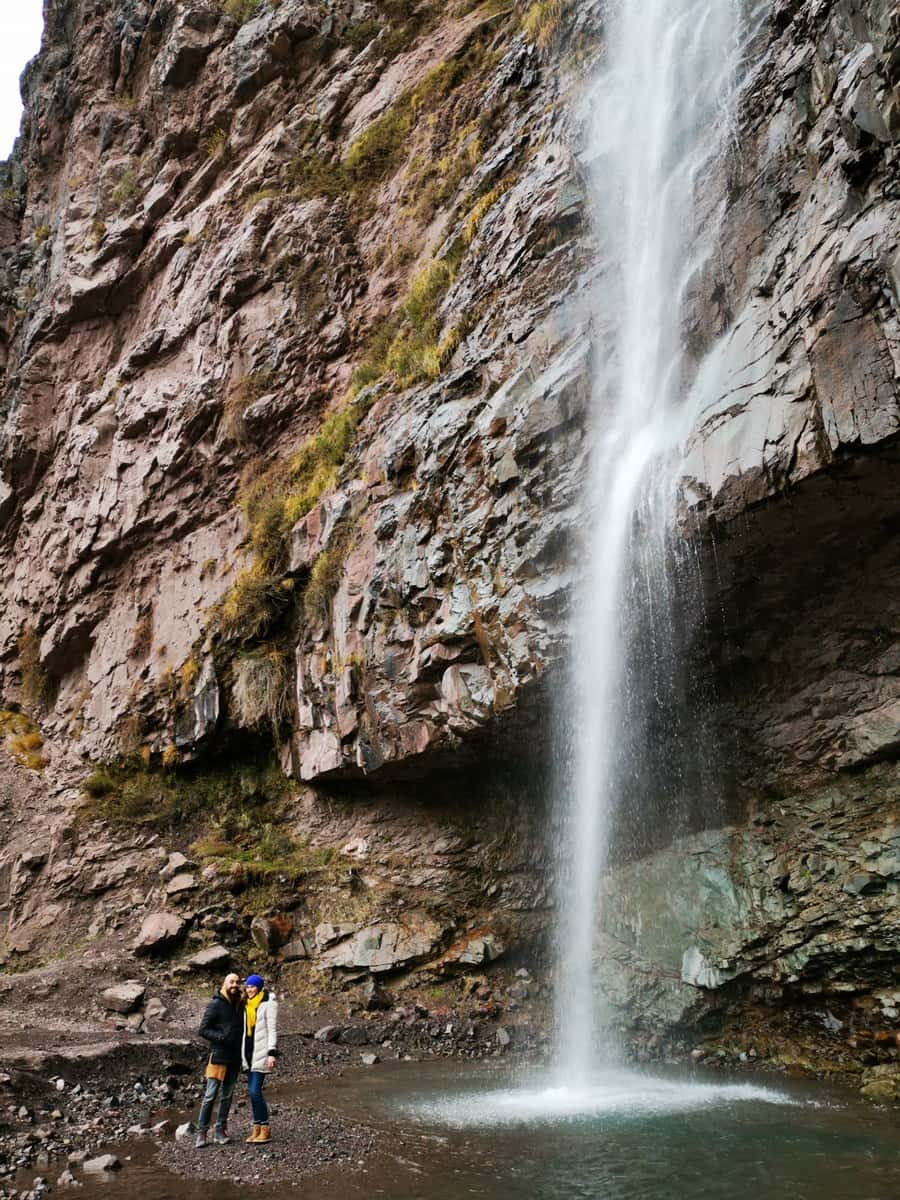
[
  {"xmin": 197, "ymin": 1060, "xmax": 239, "ymax": 1131},
  {"xmin": 247, "ymin": 1071, "xmax": 269, "ymax": 1125}
]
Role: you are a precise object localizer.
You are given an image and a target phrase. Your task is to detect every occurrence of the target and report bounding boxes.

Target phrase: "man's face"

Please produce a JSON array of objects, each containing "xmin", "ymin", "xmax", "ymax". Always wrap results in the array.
[{"xmin": 223, "ymin": 973, "xmax": 242, "ymax": 998}]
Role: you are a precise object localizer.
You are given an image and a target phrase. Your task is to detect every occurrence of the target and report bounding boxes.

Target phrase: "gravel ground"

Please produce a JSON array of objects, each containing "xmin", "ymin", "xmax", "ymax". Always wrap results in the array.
[
  {"xmin": 157, "ymin": 1104, "xmax": 378, "ymax": 1186},
  {"xmin": 0, "ymin": 1003, "xmax": 542, "ymax": 1195}
]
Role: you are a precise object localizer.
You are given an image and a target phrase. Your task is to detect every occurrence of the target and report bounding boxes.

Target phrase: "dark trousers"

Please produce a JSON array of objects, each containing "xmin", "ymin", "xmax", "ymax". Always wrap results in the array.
[
  {"xmin": 248, "ymin": 1070, "xmax": 269, "ymax": 1125},
  {"xmin": 197, "ymin": 1060, "xmax": 239, "ymax": 1132}
]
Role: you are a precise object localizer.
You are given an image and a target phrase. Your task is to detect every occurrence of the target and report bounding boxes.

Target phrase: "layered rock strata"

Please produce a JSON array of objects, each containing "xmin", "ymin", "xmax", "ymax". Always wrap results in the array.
[{"xmin": 0, "ymin": 0, "xmax": 898, "ymax": 1076}]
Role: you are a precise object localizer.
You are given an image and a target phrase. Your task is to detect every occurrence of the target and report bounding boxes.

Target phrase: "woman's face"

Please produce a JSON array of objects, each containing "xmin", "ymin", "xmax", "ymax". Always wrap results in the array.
[{"xmin": 245, "ymin": 983, "xmax": 259, "ymax": 998}]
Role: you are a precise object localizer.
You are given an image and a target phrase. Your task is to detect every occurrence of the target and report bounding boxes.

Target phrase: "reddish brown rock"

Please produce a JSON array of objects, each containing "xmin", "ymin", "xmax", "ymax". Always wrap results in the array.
[{"xmin": 250, "ymin": 915, "xmax": 293, "ymax": 954}]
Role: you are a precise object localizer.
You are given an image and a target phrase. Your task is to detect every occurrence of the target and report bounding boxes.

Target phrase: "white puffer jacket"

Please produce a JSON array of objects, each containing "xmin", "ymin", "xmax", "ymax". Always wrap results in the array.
[{"xmin": 242, "ymin": 990, "xmax": 278, "ymax": 1073}]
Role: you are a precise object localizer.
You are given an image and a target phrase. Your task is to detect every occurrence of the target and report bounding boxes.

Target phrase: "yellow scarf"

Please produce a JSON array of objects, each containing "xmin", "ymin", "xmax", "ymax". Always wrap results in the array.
[{"xmin": 246, "ymin": 989, "xmax": 264, "ymax": 1036}]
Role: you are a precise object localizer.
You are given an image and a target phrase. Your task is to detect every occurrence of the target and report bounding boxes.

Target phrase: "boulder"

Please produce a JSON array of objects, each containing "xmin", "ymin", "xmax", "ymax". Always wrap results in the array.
[
  {"xmin": 361, "ymin": 979, "xmax": 392, "ymax": 1011},
  {"xmin": 860, "ymin": 1064, "xmax": 900, "ymax": 1102},
  {"xmin": 313, "ymin": 1025, "xmax": 340, "ymax": 1042},
  {"xmin": 187, "ymin": 944, "xmax": 232, "ymax": 972},
  {"xmin": 251, "ymin": 915, "xmax": 293, "ymax": 954},
  {"xmin": 165, "ymin": 873, "xmax": 197, "ymax": 897},
  {"xmin": 100, "ymin": 982, "xmax": 145, "ymax": 1014},
  {"xmin": 144, "ymin": 997, "xmax": 169, "ymax": 1022},
  {"xmin": 160, "ymin": 852, "xmax": 195, "ymax": 881},
  {"xmin": 435, "ymin": 930, "xmax": 505, "ymax": 973},
  {"xmin": 318, "ymin": 914, "xmax": 444, "ymax": 975},
  {"xmin": 83, "ymin": 1154, "xmax": 121, "ymax": 1173},
  {"xmin": 337, "ymin": 1026, "xmax": 371, "ymax": 1046},
  {"xmin": 134, "ymin": 912, "xmax": 185, "ymax": 956}
]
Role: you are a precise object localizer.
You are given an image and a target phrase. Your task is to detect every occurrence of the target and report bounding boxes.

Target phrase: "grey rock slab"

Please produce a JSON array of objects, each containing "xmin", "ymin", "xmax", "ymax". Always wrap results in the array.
[
  {"xmin": 133, "ymin": 912, "xmax": 186, "ymax": 955},
  {"xmin": 319, "ymin": 917, "xmax": 444, "ymax": 974},
  {"xmin": 160, "ymin": 852, "xmax": 194, "ymax": 881},
  {"xmin": 280, "ymin": 936, "xmax": 313, "ymax": 963},
  {"xmin": 82, "ymin": 1154, "xmax": 121, "ymax": 1173},
  {"xmin": 314, "ymin": 921, "xmax": 358, "ymax": 950},
  {"xmin": 144, "ymin": 997, "xmax": 169, "ymax": 1021},
  {"xmin": 165, "ymin": 872, "xmax": 197, "ymax": 896},
  {"xmin": 186, "ymin": 944, "xmax": 232, "ymax": 971},
  {"xmin": 100, "ymin": 982, "xmax": 145, "ymax": 1014},
  {"xmin": 843, "ymin": 873, "xmax": 884, "ymax": 896}
]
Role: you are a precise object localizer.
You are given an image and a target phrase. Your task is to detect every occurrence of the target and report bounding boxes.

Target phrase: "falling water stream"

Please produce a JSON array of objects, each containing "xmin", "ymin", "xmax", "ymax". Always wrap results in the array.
[
  {"xmin": 556, "ymin": 0, "xmax": 747, "ymax": 1082},
  {"xmin": 409, "ymin": 0, "xmax": 766, "ymax": 1124}
]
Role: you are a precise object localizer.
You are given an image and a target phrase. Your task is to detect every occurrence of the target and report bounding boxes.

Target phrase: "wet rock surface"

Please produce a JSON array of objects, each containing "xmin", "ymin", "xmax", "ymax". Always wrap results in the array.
[{"xmin": 597, "ymin": 761, "xmax": 900, "ymax": 1090}]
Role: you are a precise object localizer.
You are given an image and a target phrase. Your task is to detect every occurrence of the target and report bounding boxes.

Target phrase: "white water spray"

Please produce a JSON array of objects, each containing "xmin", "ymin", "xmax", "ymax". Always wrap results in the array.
[{"xmin": 556, "ymin": 0, "xmax": 748, "ymax": 1083}]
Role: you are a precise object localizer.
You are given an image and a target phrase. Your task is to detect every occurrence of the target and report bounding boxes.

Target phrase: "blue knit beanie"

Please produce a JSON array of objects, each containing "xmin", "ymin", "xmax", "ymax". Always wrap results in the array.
[{"xmin": 245, "ymin": 974, "xmax": 264, "ymax": 989}]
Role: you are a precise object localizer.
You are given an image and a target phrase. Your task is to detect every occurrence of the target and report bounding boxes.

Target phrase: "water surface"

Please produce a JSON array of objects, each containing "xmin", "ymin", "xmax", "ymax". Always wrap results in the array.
[{"xmin": 51, "ymin": 1061, "xmax": 900, "ymax": 1200}]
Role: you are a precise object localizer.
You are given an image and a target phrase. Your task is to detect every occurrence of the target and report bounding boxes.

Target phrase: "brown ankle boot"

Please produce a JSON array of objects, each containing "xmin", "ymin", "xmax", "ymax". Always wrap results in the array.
[
  {"xmin": 254, "ymin": 1125, "xmax": 271, "ymax": 1144},
  {"xmin": 246, "ymin": 1125, "xmax": 260, "ymax": 1143}
]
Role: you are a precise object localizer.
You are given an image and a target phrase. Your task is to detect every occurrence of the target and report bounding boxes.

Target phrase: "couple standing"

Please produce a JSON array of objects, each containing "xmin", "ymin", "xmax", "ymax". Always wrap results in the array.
[{"xmin": 194, "ymin": 971, "xmax": 278, "ymax": 1148}]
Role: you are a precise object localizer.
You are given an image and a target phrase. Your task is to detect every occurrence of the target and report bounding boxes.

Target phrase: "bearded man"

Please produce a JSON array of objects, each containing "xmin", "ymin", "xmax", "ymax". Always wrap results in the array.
[{"xmin": 194, "ymin": 971, "xmax": 245, "ymax": 1148}]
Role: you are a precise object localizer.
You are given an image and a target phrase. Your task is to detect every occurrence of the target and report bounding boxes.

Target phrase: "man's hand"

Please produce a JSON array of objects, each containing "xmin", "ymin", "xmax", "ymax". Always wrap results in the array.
[{"xmin": 266, "ymin": 1056, "xmax": 276, "ymax": 1071}]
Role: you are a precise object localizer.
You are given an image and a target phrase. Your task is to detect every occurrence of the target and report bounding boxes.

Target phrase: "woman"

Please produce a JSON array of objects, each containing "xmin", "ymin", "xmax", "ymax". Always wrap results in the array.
[
  {"xmin": 242, "ymin": 972, "xmax": 279, "ymax": 1143},
  {"xmin": 195, "ymin": 972, "xmax": 245, "ymax": 1149}
]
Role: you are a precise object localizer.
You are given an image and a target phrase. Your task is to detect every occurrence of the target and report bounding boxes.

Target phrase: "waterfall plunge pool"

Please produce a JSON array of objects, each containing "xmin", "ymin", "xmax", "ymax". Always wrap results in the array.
[{"xmin": 48, "ymin": 1059, "xmax": 900, "ymax": 1199}]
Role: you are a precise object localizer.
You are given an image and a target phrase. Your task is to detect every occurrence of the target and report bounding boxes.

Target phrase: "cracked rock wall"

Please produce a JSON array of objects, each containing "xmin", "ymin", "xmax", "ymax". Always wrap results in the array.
[{"xmin": 0, "ymin": 0, "xmax": 898, "ymax": 1057}]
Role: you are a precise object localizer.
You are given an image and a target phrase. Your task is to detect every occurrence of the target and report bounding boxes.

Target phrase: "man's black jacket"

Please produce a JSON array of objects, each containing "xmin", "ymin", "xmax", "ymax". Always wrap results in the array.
[{"xmin": 199, "ymin": 991, "xmax": 244, "ymax": 1064}]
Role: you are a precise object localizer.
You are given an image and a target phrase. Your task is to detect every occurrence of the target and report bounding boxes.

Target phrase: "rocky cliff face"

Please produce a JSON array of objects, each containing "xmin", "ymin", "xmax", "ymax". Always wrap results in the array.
[
  {"xmin": 0, "ymin": 0, "xmax": 592, "ymax": 777},
  {"xmin": 0, "ymin": 0, "xmax": 586, "ymax": 1002},
  {"xmin": 0, "ymin": 0, "xmax": 899, "ymax": 1085}
]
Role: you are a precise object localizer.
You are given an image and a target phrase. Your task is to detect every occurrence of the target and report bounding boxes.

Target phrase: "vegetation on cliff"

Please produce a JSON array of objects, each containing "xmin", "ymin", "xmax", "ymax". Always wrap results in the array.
[{"xmin": 212, "ymin": 10, "xmax": 524, "ymax": 670}]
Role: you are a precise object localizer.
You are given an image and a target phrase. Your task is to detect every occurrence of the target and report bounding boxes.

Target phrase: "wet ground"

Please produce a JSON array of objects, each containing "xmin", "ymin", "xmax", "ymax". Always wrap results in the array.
[{"xmin": 17, "ymin": 1059, "xmax": 900, "ymax": 1199}]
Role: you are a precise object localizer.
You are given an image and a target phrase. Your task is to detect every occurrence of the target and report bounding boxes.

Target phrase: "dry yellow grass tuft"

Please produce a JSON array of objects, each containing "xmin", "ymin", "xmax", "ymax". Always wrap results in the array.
[
  {"xmin": 0, "ymin": 711, "xmax": 46, "ymax": 771},
  {"xmin": 522, "ymin": 0, "xmax": 570, "ymax": 52}
]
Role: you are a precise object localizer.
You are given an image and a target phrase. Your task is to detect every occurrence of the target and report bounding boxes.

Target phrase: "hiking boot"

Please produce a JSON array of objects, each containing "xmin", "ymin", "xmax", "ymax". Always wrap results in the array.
[
  {"xmin": 212, "ymin": 1129, "xmax": 231, "ymax": 1145},
  {"xmin": 254, "ymin": 1125, "xmax": 271, "ymax": 1144},
  {"xmin": 245, "ymin": 1124, "xmax": 261, "ymax": 1143},
  {"xmin": 194, "ymin": 1130, "xmax": 208, "ymax": 1150}
]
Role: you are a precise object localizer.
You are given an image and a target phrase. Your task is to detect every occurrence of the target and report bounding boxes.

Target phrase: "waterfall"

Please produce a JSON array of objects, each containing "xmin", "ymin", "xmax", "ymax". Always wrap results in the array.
[{"xmin": 555, "ymin": 0, "xmax": 747, "ymax": 1083}]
